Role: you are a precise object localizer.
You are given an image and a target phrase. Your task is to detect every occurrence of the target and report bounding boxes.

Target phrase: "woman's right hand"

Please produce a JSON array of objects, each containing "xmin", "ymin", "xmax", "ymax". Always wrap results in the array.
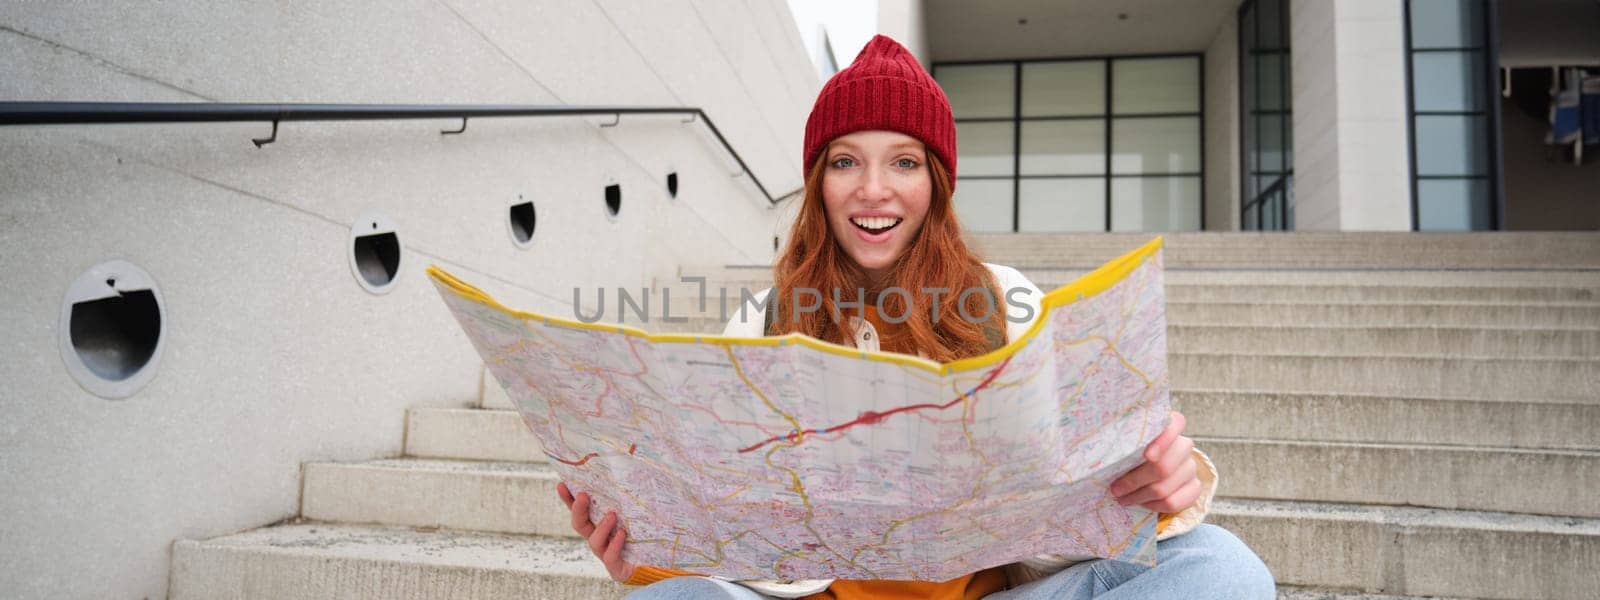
[{"xmin": 557, "ymin": 481, "xmax": 635, "ymax": 583}]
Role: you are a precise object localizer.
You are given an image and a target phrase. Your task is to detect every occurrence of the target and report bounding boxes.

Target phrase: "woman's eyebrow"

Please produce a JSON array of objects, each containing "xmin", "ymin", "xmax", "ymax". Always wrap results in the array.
[{"xmin": 828, "ymin": 142, "xmax": 922, "ymax": 155}]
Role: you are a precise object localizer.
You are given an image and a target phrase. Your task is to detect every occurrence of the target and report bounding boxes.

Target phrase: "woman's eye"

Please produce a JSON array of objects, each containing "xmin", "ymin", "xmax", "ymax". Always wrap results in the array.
[
  {"xmin": 895, "ymin": 158, "xmax": 920, "ymax": 169},
  {"xmin": 830, "ymin": 157, "xmax": 856, "ymax": 169}
]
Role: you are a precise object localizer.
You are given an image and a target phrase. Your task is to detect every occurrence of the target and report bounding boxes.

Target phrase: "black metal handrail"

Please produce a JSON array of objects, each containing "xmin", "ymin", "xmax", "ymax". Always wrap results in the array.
[
  {"xmin": 0, "ymin": 102, "xmax": 800, "ymax": 205},
  {"xmin": 1242, "ymin": 175, "xmax": 1289, "ymax": 230}
]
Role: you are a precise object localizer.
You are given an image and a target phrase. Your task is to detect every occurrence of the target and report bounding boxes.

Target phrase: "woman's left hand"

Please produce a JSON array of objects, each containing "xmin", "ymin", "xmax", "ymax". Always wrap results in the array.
[{"xmin": 1109, "ymin": 411, "xmax": 1200, "ymax": 513}]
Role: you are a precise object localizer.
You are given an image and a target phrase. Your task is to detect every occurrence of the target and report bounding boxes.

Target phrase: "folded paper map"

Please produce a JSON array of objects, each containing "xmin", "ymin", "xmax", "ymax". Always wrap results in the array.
[{"xmin": 426, "ymin": 237, "xmax": 1170, "ymax": 582}]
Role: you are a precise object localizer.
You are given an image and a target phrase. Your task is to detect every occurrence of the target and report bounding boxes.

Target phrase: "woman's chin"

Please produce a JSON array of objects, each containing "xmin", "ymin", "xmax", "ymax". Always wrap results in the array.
[{"xmin": 848, "ymin": 251, "xmax": 898, "ymax": 277}]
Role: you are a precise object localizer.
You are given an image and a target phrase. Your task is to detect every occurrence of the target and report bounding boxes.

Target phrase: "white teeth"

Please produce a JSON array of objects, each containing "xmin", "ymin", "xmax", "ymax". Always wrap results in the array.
[{"xmin": 851, "ymin": 216, "xmax": 902, "ymax": 230}]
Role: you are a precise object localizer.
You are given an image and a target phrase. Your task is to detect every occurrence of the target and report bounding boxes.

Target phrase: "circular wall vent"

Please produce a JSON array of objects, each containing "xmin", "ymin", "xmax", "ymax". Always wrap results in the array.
[
  {"xmin": 58, "ymin": 260, "xmax": 166, "ymax": 399},
  {"xmin": 349, "ymin": 212, "xmax": 403, "ymax": 294},
  {"xmin": 508, "ymin": 195, "xmax": 536, "ymax": 249}
]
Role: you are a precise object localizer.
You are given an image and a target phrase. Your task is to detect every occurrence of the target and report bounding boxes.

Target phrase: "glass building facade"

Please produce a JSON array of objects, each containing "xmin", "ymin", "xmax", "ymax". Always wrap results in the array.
[
  {"xmin": 933, "ymin": 56, "xmax": 1205, "ymax": 232},
  {"xmin": 1240, "ymin": 0, "xmax": 1293, "ymax": 231},
  {"xmin": 1405, "ymin": 0, "xmax": 1500, "ymax": 231}
]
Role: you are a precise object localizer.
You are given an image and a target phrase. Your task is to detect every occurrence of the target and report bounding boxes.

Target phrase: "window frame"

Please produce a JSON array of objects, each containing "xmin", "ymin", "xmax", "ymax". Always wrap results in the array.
[
  {"xmin": 933, "ymin": 53, "xmax": 1207, "ymax": 233},
  {"xmin": 1238, "ymin": 0, "xmax": 1294, "ymax": 231},
  {"xmin": 1403, "ymin": 0, "xmax": 1506, "ymax": 231}
]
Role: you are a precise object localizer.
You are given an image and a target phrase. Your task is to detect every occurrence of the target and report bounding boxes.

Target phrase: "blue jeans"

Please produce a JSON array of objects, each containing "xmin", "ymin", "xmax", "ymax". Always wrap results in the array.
[{"xmin": 625, "ymin": 524, "xmax": 1275, "ymax": 599}]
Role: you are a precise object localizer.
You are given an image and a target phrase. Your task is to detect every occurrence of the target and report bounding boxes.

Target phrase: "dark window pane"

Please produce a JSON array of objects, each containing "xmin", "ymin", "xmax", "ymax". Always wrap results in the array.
[{"xmin": 1258, "ymin": 0, "xmax": 1283, "ymax": 49}]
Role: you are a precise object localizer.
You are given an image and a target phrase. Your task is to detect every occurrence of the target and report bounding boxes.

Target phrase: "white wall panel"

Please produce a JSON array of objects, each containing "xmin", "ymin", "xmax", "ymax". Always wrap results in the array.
[{"xmin": 0, "ymin": 1, "xmax": 817, "ymax": 597}]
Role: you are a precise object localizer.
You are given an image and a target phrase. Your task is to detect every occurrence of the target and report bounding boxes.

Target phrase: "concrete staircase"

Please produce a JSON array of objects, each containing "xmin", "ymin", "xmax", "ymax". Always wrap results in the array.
[{"xmin": 170, "ymin": 233, "xmax": 1600, "ymax": 599}]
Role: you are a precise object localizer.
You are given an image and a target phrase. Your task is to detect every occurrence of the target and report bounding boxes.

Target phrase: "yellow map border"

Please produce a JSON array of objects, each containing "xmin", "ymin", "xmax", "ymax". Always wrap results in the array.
[{"xmin": 428, "ymin": 236, "xmax": 1161, "ymax": 376}]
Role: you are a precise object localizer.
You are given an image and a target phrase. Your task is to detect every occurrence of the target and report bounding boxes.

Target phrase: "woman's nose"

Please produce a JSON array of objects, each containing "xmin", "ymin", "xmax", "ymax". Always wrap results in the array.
[{"xmin": 859, "ymin": 167, "xmax": 892, "ymax": 201}]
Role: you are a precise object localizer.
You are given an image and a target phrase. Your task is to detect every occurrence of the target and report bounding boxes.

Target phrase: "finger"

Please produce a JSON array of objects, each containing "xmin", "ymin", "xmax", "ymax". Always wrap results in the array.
[
  {"xmin": 1144, "ymin": 412, "xmax": 1187, "ymax": 462},
  {"xmin": 603, "ymin": 523, "xmax": 627, "ymax": 567},
  {"xmin": 1112, "ymin": 434, "xmax": 1190, "ymax": 496},
  {"xmin": 1112, "ymin": 435, "xmax": 1194, "ymax": 497},
  {"xmin": 588, "ymin": 510, "xmax": 618, "ymax": 556},
  {"xmin": 1117, "ymin": 451, "xmax": 1198, "ymax": 507},
  {"xmin": 571, "ymin": 492, "xmax": 596, "ymax": 538},
  {"xmin": 557, "ymin": 481, "xmax": 574, "ymax": 509},
  {"xmin": 1142, "ymin": 476, "xmax": 1202, "ymax": 513},
  {"xmin": 612, "ymin": 550, "xmax": 636, "ymax": 584},
  {"xmin": 1118, "ymin": 454, "xmax": 1196, "ymax": 507}
]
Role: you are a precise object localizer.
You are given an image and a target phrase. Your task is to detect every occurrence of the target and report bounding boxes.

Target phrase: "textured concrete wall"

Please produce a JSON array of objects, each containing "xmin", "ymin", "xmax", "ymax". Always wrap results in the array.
[
  {"xmin": 1205, "ymin": 14, "xmax": 1241, "ymax": 232},
  {"xmin": 1290, "ymin": 0, "xmax": 1411, "ymax": 231},
  {"xmin": 0, "ymin": 1, "xmax": 818, "ymax": 598}
]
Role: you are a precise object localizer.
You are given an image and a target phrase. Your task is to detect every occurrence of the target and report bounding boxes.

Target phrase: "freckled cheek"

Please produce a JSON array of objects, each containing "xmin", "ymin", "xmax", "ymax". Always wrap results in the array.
[{"xmin": 903, "ymin": 185, "xmax": 933, "ymax": 225}]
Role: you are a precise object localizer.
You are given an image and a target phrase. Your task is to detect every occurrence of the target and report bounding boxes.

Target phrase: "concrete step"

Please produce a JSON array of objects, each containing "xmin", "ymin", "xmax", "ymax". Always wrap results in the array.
[
  {"xmin": 1154, "ymin": 269, "xmax": 1600, "ymax": 287},
  {"xmin": 1169, "ymin": 301, "xmax": 1600, "ymax": 328},
  {"xmin": 644, "ymin": 315, "xmax": 1600, "ymax": 355},
  {"xmin": 586, "ymin": 289, "xmax": 1600, "ymax": 331},
  {"xmin": 169, "ymin": 523, "xmax": 624, "ymax": 599},
  {"xmin": 965, "ymin": 231, "xmax": 1600, "ymax": 270},
  {"xmin": 311, "ymin": 432, "xmax": 1600, "ymax": 529},
  {"xmin": 481, "ymin": 367, "xmax": 513, "ymax": 410},
  {"xmin": 1169, "ymin": 324, "xmax": 1599, "ymax": 358},
  {"xmin": 683, "ymin": 264, "xmax": 1600, "ymax": 285},
  {"xmin": 167, "ymin": 521, "xmax": 1487, "ymax": 600},
  {"xmin": 671, "ymin": 269, "xmax": 1600, "ymax": 300},
  {"xmin": 295, "ymin": 459, "xmax": 1599, "ymax": 599},
  {"xmin": 476, "ymin": 357, "xmax": 1598, "ymax": 443},
  {"xmin": 1157, "ymin": 283, "xmax": 1598, "ymax": 304},
  {"xmin": 1210, "ymin": 498, "xmax": 1600, "ymax": 600},
  {"xmin": 1178, "ymin": 390, "xmax": 1599, "ymax": 450},
  {"xmin": 406, "ymin": 407, "xmax": 546, "ymax": 463},
  {"xmin": 1171, "ymin": 353, "xmax": 1597, "ymax": 402},
  {"xmin": 302, "ymin": 459, "xmax": 567, "ymax": 538},
  {"xmin": 646, "ymin": 276, "xmax": 1600, "ymax": 320},
  {"xmin": 312, "ymin": 429, "xmax": 1600, "ymax": 538},
  {"xmin": 1200, "ymin": 438, "xmax": 1600, "ymax": 518},
  {"xmin": 1275, "ymin": 588, "xmax": 1475, "ymax": 600},
  {"xmin": 424, "ymin": 395, "xmax": 1600, "ymax": 478}
]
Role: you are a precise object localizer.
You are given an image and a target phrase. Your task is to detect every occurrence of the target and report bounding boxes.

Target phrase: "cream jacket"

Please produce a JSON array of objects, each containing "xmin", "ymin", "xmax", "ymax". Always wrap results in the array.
[{"xmin": 716, "ymin": 263, "xmax": 1218, "ymax": 598}]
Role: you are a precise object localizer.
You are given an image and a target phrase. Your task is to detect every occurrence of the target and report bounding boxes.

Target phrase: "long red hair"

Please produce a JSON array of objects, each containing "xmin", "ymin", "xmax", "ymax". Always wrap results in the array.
[{"xmin": 769, "ymin": 147, "xmax": 1005, "ymax": 363}]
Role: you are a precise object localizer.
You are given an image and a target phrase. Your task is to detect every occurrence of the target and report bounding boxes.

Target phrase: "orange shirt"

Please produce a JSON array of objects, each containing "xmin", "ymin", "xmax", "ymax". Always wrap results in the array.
[{"xmin": 856, "ymin": 302, "xmax": 914, "ymax": 354}]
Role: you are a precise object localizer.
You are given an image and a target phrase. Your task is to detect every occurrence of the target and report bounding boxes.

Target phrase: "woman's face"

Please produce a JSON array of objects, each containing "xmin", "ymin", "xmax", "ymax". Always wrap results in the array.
[{"xmin": 822, "ymin": 130, "xmax": 933, "ymax": 283}]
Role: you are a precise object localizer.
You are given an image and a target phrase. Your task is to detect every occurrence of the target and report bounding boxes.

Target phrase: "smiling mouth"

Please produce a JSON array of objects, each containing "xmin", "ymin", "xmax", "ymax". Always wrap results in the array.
[{"xmin": 851, "ymin": 216, "xmax": 903, "ymax": 234}]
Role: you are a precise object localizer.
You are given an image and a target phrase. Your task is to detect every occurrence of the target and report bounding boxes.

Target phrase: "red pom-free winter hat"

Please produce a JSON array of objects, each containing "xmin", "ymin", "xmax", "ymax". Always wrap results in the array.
[{"xmin": 803, "ymin": 35, "xmax": 957, "ymax": 180}]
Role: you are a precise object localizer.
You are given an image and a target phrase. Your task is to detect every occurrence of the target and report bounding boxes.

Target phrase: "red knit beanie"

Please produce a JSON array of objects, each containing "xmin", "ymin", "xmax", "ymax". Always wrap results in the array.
[{"xmin": 803, "ymin": 34, "xmax": 957, "ymax": 181}]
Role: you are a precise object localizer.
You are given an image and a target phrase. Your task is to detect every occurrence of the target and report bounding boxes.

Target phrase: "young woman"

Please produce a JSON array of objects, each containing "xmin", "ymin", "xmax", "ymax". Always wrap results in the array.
[{"xmin": 557, "ymin": 35, "xmax": 1276, "ymax": 599}]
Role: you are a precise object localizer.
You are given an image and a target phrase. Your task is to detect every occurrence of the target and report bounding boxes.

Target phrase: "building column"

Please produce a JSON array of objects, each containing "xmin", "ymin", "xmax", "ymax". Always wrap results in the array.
[
  {"xmin": 1290, "ymin": 0, "xmax": 1412, "ymax": 231},
  {"xmin": 1205, "ymin": 14, "xmax": 1241, "ymax": 231}
]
